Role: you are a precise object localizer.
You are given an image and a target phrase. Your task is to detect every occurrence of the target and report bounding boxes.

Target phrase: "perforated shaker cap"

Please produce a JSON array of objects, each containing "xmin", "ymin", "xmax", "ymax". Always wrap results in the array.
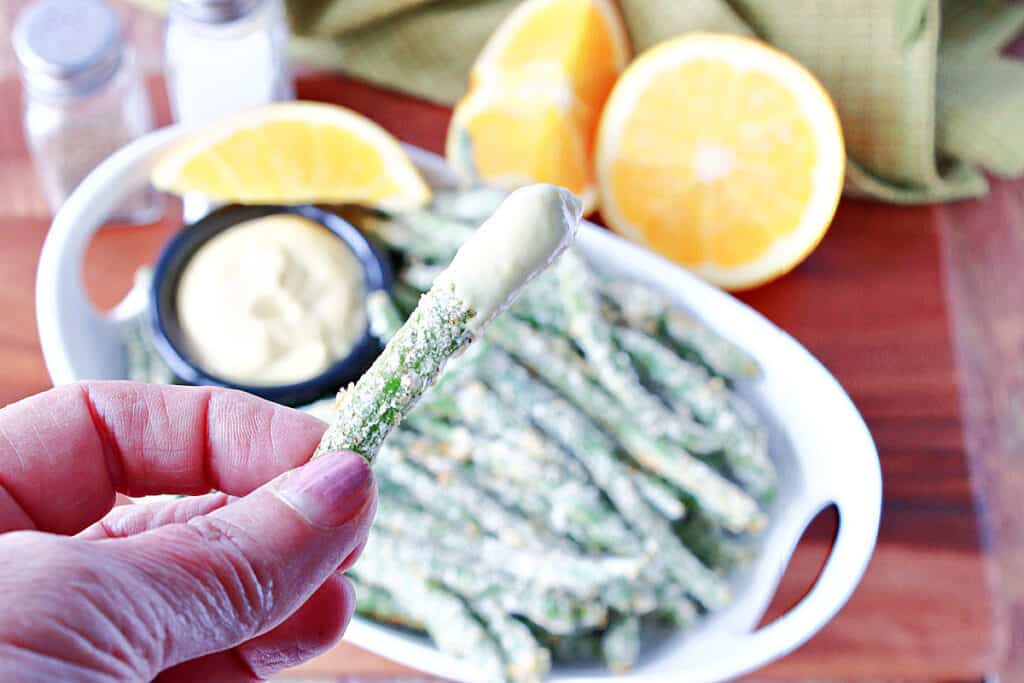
[
  {"xmin": 170, "ymin": 0, "xmax": 261, "ymax": 23},
  {"xmin": 13, "ymin": 0, "xmax": 123, "ymax": 98}
]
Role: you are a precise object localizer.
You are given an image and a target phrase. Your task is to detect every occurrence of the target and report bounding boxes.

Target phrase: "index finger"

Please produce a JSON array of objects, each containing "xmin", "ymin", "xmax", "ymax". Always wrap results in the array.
[{"xmin": 0, "ymin": 381, "xmax": 326, "ymax": 534}]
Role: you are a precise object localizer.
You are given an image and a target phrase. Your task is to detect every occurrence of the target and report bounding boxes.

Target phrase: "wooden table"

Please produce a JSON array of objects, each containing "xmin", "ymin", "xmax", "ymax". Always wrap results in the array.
[{"xmin": 1, "ymin": 5, "xmax": 1019, "ymax": 681}]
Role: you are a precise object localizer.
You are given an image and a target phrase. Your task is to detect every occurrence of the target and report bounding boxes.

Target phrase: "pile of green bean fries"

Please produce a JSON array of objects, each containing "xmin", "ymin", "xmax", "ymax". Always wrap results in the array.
[
  {"xmin": 120, "ymin": 186, "xmax": 775, "ymax": 683},
  {"xmin": 334, "ymin": 187, "xmax": 776, "ymax": 682}
]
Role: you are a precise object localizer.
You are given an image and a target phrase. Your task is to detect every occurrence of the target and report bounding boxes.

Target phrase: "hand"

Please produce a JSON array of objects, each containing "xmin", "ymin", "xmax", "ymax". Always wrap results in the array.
[{"xmin": 0, "ymin": 382, "xmax": 377, "ymax": 682}]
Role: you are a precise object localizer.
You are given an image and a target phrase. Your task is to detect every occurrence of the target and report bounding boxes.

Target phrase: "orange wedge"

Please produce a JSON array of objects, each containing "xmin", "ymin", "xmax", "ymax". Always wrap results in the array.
[
  {"xmin": 152, "ymin": 101, "xmax": 430, "ymax": 210},
  {"xmin": 596, "ymin": 34, "xmax": 845, "ymax": 290},
  {"xmin": 447, "ymin": 0, "xmax": 630, "ymax": 214}
]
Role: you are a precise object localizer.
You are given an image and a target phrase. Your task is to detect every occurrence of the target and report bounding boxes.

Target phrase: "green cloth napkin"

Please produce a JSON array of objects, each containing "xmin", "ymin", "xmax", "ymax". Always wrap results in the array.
[
  {"xmin": 283, "ymin": 0, "xmax": 1024, "ymax": 204},
  {"xmin": 140, "ymin": 0, "xmax": 1024, "ymax": 203}
]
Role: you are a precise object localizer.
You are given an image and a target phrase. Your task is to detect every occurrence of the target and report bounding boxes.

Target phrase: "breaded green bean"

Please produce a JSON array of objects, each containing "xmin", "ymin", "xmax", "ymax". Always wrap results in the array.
[
  {"xmin": 490, "ymin": 317, "xmax": 765, "ymax": 534},
  {"xmin": 316, "ymin": 184, "xmax": 581, "ymax": 461}
]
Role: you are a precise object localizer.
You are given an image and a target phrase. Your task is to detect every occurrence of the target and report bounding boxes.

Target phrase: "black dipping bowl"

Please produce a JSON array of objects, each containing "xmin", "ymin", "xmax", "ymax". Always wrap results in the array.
[{"xmin": 150, "ymin": 204, "xmax": 392, "ymax": 407}]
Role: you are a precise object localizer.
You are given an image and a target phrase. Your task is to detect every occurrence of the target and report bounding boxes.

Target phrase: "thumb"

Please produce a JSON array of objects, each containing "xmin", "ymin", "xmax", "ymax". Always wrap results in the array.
[{"xmin": 107, "ymin": 450, "xmax": 376, "ymax": 672}]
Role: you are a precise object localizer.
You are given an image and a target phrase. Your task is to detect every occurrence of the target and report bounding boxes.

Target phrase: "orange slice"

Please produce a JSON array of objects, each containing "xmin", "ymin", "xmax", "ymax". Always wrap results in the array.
[
  {"xmin": 596, "ymin": 34, "xmax": 845, "ymax": 290},
  {"xmin": 152, "ymin": 101, "xmax": 430, "ymax": 210},
  {"xmin": 447, "ymin": 0, "xmax": 630, "ymax": 214}
]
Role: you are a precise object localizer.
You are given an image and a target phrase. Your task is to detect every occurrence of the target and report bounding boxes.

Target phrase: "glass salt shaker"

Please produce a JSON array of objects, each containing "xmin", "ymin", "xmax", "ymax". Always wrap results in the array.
[
  {"xmin": 165, "ymin": 0, "xmax": 294, "ymax": 127},
  {"xmin": 14, "ymin": 0, "xmax": 161, "ymax": 223}
]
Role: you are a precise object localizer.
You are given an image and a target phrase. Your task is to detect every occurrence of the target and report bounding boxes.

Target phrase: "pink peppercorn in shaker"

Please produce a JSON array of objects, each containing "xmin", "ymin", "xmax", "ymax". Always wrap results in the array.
[{"xmin": 13, "ymin": 0, "xmax": 161, "ymax": 224}]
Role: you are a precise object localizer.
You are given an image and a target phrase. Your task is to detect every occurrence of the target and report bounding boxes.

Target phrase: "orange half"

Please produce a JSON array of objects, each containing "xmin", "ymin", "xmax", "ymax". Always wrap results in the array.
[
  {"xmin": 447, "ymin": 0, "xmax": 630, "ymax": 214},
  {"xmin": 596, "ymin": 34, "xmax": 845, "ymax": 290}
]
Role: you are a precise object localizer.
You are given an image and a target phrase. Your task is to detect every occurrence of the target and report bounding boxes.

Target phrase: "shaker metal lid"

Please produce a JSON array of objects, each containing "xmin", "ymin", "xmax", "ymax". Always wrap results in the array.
[
  {"xmin": 13, "ymin": 0, "xmax": 122, "ymax": 97},
  {"xmin": 170, "ymin": 0, "xmax": 261, "ymax": 24}
]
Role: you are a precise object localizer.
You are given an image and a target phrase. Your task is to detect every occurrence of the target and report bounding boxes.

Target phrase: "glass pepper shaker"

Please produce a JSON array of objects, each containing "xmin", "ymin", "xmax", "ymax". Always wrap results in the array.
[
  {"xmin": 165, "ymin": 0, "xmax": 294, "ymax": 127},
  {"xmin": 13, "ymin": 0, "xmax": 161, "ymax": 223}
]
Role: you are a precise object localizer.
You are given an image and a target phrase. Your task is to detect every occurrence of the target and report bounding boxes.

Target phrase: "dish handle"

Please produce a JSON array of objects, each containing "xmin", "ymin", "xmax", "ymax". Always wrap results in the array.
[
  {"xmin": 727, "ymin": 455, "xmax": 882, "ymax": 675},
  {"xmin": 36, "ymin": 127, "xmax": 182, "ymax": 385}
]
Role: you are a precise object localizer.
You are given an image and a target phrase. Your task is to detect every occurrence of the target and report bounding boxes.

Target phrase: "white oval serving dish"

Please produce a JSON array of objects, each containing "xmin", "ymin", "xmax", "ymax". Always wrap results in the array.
[{"xmin": 36, "ymin": 126, "xmax": 882, "ymax": 683}]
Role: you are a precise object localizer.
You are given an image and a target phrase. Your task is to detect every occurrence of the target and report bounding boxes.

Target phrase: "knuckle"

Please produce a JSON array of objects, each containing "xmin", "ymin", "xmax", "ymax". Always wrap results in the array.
[{"xmin": 182, "ymin": 516, "xmax": 277, "ymax": 634}]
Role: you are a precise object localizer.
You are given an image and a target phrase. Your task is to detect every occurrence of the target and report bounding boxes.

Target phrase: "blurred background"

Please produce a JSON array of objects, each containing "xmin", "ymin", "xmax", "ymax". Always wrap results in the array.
[{"xmin": 2, "ymin": 1, "xmax": 1024, "ymax": 682}]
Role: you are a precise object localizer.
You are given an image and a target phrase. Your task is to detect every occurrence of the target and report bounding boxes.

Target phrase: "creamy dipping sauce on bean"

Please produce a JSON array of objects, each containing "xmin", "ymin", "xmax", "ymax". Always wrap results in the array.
[{"xmin": 176, "ymin": 214, "xmax": 366, "ymax": 386}]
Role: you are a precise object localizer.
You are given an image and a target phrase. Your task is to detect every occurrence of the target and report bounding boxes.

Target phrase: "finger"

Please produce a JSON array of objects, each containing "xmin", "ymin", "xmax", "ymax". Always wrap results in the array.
[
  {"xmin": 0, "ymin": 486, "xmax": 32, "ymax": 532},
  {"xmin": 157, "ymin": 573, "xmax": 352, "ymax": 683},
  {"xmin": 0, "ymin": 381, "xmax": 325, "ymax": 534},
  {"xmin": 236, "ymin": 572, "xmax": 354, "ymax": 677},
  {"xmin": 154, "ymin": 652, "xmax": 257, "ymax": 683},
  {"xmin": 80, "ymin": 495, "xmax": 364, "ymax": 575},
  {"xmin": 80, "ymin": 496, "xmax": 363, "ymax": 578},
  {"xmin": 339, "ymin": 538, "xmax": 368, "ymax": 573},
  {"xmin": 77, "ymin": 492, "xmax": 233, "ymax": 540},
  {"xmin": 104, "ymin": 450, "xmax": 376, "ymax": 670}
]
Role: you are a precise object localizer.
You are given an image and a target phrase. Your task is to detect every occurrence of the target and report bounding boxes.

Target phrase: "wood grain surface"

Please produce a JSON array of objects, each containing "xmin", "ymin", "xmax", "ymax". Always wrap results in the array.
[{"xmin": 0, "ymin": 0, "xmax": 1010, "ymax": 671}]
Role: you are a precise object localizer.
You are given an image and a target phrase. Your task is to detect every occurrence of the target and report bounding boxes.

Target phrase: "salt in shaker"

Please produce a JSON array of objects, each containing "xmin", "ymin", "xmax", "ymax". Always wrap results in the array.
[{"xmin": 165, "ymin": 0, "xmax": 294, "ymax": 127}]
